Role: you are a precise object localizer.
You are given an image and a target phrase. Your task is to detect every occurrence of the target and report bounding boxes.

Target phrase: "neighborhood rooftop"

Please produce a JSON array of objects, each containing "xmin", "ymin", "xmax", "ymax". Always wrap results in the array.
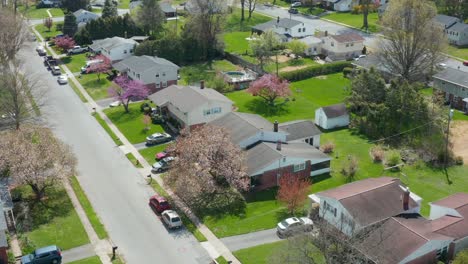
[
  {"xmin": 160, "ymin": 2, "xmax": 175, "ymax": 13},
  {"xmin": 90, "ymin": 37, "xmax": 137, "ymax": 51},
  {"xmin": 433, "ymin": 67, "xmax": 468, "ymax": 88},
  {"xmin": 321, "ymin": 103, "xmax": 348, "ymax": 118},
  {"xmin": 434, "ymin": 14, "xmax": 460, "ymax": 28},
  {"xmin": 114, "ymin": 55, "xmax": 179, "ymax": 73},
  {"xmin": 278, "ymin": 120, "xmax": 321, "ymax": 141},
  {"xmin": 448, "ymin": 22, "xmax": 468, "ymax": 33},
  {"xmin": 330, "ymin": 33, "xmax": 365, "ymax": 43},
  {"xmin": 432, "ymin": 193, "xmax": 468, "ymax": 209},
  {"xmin": 252, "ymin": 18, "xmax": 303, "ymax": 32}
]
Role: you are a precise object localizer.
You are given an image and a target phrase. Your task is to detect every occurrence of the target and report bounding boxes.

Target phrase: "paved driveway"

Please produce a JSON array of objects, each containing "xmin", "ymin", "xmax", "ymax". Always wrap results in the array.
[
  {"xmin": 20, "ymin": 41, "xmax": 211, "ymax": 264},
  {"xmin": 220, "ymin": 228, "xmax": 281, "ymax": 251}
]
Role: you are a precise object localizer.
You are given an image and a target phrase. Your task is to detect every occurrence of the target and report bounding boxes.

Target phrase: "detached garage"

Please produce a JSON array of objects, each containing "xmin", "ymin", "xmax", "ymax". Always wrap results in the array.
[{"xmin": 315, "ymin": 103, "xmax": 349, "ymax": 130}]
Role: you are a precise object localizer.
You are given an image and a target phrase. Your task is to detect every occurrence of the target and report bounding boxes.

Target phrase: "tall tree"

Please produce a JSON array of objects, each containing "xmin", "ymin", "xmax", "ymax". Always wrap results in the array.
[
  {"xmin": 0, "ymin": 9, "xmax": 28, "ymax": 65},
  {"xmin": 0, "ymin": 126, "xmax": 76, "ymax": 200},
  {"xmin": 86, "ymin": 55, "xmax": 111, "ymax": 81},
  {"xmin": 377, "ymin": 0, "xmax": 447, "ymax": 81},
  {"xmin": 62, "ymin": 0, "xmax": 89, "ymax": 12},
  {"xmin": 44, "ymin": 17, "xmax": 53, "ymax": 32},
  {"xmin": 240, "ymin": 0, "xmax": 245, "ymax": 21},
  {"xmin": 247, "ymin": 74, "xmax": 291, "ymax": 106},
  {"xmin": 102, "ymin": 0, "xmax": 118, "ymax": 18},
  {"xmin": 250, "ymin": 30, "xmax": 280, "ymax": 70},
  {"xmin": 277, "ymin": 173, "xmax": 310, "ymax": 215},
  {"xmin": 135, "ymin": 0, "xmax": 165, "ymax": 35},
  {"xmin": 63, "ymin": 13, "xmax": 78, "ymax": 37},
  {"xmin": 360, "ymin": 0, "xmax": 371, "ymax": 30},
  {"xmin": 287, "ymin": 39, "xmax": 308, "ymax": 56},
  {"xmin": 247, "ymin": 0, "xmax": 258, "ymax": 19},
  {"xmin": 55, "ymin": 36, "xmax": 76, "ymax": 53},
  {"xmin": 108, "ymin": 75, "xmax": 149, "ymax": 113}
]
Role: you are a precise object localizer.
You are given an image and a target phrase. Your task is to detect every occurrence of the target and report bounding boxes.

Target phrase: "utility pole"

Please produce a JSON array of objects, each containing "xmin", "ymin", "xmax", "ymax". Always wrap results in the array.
[{"xmin": 445, "ymin": 108, "xmax": 454, "ymax": 169}]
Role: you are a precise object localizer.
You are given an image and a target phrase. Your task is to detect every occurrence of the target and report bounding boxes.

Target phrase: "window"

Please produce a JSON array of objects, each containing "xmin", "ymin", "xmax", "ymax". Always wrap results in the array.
[
  {"xmin": 124, "ymin": 50, "xmax": 127, "ymax": 54},
  {"xmin": 351, "ymin": 43, "xmax": 354, "ymax": 46},
  {"xmin": 298, "ymin": 28, "xmax": 301, "ymax": 33},
  {"xmin": 303, "ymin": 27, "xmax": 305, "ymax": 32},
  {"xmin": 162, "ymin": 81, "xmax": 167, "ymax": 88},
  {"xmin": 136, "ymin": 74, "xmax": 140, "ymax": 79},
  {"xmin": 331, "ymin": 42, "xmax": 334, "ymax": 47},
  {"xmin": 346, "ymin": 44, "xmax": 349, "ymax": 47},
  {"xmin": 212, "ymin": 107, "xmax": 222, "ymax": 114},
  {"xmin": 156, "ymin": 83, "xmax": 160, "ymax": 88},
  {"xmin": 293, "ymin": 163, "xmax": 306, "ymax": 172},
  {"xmin": 156, "ymin": 73, "xmax": 159, "ymax": 77},
  {"xmin": 163, "ymin": 72, "xmax": 166, "ymax": 76},
  {"xmin": 130, "ymin": 49, "xmax": 133, "ymax": 53},
  {"xmin": 203, "ymin": 109, "xmax": 212, "ymax": 116}
]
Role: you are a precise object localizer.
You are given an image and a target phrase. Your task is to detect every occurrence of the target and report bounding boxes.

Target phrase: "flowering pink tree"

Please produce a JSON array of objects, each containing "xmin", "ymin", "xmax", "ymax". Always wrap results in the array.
[
  {"xmin": 247, "ymin": 74, "xmax": 291, "ymax": 106},
  {"xmin": 87, "ymin": 55, "xmax": 111, "ymax": 81},
  {"xmin": 109, "ymin": 75, "xmax": 149, "ymax": 113},
  {"xmin": 55, "ymin": 36, "xmax": 75, "ymax": 53}
]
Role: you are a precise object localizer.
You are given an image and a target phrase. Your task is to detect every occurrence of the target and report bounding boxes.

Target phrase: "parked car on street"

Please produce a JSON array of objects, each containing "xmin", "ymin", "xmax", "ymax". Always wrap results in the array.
[
  {"xmin": 151, "ymin": 157, "xmax": 175, "ymax": 173},
  {"xmin": 463, "ymin": 61, "xmax": 468, "ymax": 66},
  {"xmin": 37, "ymin": 46, "xmax": 46, "ymax": 56},
  {"xmin": 277, "ymin": 217, "xmax": 313, "ymax": 238},
  {"xmin": 21, "ymin": 245, "xmax": 62, "ymax": 264},
  {"xmin": 161, "ymin": 210, "xmax": 182, "ymax": 229},
  {"xmin": 51, "ymin": 66, "xmax": 61, "ymax": 75},
  {"xmin": 291, "ymin": 2, "xmax": 301, "ymax": 7},
  {"xmin": 146, "ymin": 132, "xmax": 172, "ymax": 145},
  {"xmin": 67, "ymin": 45, "xmax": 88, "ymax": 55},
  {"xmin": 288, "ymin": 8, "xmax": 299, "ymax": 14},
  {"xmin": 57, "ymin": 75, "xmax": 68, "ymax": 84},
  {"xmin": 149, "ymin": 195, "xmax": 171, "ymax": 213}
]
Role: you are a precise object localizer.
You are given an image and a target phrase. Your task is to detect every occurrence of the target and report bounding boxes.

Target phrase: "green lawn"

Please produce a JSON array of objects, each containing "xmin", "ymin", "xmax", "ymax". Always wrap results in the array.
[
  {"xmin": 225, "ymin": 8, "xmax": 272, "ymax": 32},
  {"xmin": 61, "ymin": 53, "xmax": 88, "ymax": 73},
  {"xmin": 226, "ymin": 73, "xmax": 350, "ymax": 123},
  {"xmin": 297, "ymin": 6, "xmax": 326, "ymax": 16},
  {"xmin": 139, "ymin": 144, "xmax": 168, "ymax": 164},
  {"xmin": 118, "ymin": 0, "xmax": 130, "ymax": 8},
  {"xmin": 103, "ymin": 102, "xmax": 165, "ymax": 144},
  {"xmin": 223, "ymin": 31, "xmax": 251, "ymax": 54},
  {"xmin": 179, "ymin": 60, "xmax": 238, "ymax": 86},
  {"xmin": 164, "ymin": 17, "xmax": 185, "ymax": 35},
  {"xmin": 68, "ymin": 80, "xmax": 88, "ymax": 103},
  {"xmin": 323, "ymin": 12, "xmax": 380, "ymax": 33},
  {"xmin": 70, "ymin": 177, "xmax": 108, "ymax": 239},
  {"xmin": 264, "ymin": 57, "xmax": 318, "ymax": 74},
  {"xmin": 233, "ymin": 241, "xmax": 286, "ymax": 264},
  {"xmin": 454, "ymin": 110, "xmax": 468, "ymax": 121},
  {"xmin": 446, "ymin": 45, "xmax": 468, "ymax": 61},
  {"xmin": 77, "ymin": 73, "xmax": 112, "ymax": 101},
  {"xmin": 15, "ymin": 186, "xmax": 89, "ymax": 254},
  {"xmin": 126, "ymin": 153, "xmax": 144, "ymax": 168},
  {"xmin": 35, "ymin": 23, "xmax": 63, "ymax": 40},
  {"xmin": 216, "ymin": 256, "xmax": 229, "ymax": 264},
  {"xmin": 68, "ymin": 256, "xmax": 102, "ymax": 264},
  {"xmin": 19, "ymin": 5, "xmax": 64, "ymax": 19},
  {"xmin": 93, "ymin": 113, "xmax": 123, "ymax": 146}
]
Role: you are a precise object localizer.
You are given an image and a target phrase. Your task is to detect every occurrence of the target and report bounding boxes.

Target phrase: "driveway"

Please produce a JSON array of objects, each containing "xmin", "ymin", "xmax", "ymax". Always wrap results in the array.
[
  {"xmin": 220, "ymin": 228, "xmax": 281, "ymax": 251},
  {"xmin": 20, "ymin": 41, "xmax": 211, "ymax": 264}
]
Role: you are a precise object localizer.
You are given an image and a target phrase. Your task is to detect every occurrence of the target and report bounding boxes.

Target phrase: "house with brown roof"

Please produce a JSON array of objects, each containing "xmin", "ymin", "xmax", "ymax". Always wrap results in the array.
[
  {"xmin": 315, "ymin": 103, "xmax": 350, "ymax": 129},
  {"xmin": 322, "ymin": 32, "xmax": 365, "ymax": 61}
]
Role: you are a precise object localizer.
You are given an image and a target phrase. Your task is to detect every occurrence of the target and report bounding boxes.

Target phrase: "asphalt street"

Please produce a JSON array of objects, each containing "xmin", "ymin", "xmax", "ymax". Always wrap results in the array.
[{"xmin": 19, "ymin": 41, "xmax": 211, "ymax": 264}]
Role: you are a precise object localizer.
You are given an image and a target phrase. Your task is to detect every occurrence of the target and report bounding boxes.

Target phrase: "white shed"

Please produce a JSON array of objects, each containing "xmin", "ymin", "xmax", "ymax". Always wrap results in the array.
[{"xmin": 315, "ymin": 103, "xmax": 349, "ymax": 129}]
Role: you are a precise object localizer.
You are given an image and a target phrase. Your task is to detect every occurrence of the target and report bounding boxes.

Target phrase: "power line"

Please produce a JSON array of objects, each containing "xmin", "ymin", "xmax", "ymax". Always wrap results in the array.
[{"xmin": 368, "ymin": 120, "xmax": 437, "ymax": 143}]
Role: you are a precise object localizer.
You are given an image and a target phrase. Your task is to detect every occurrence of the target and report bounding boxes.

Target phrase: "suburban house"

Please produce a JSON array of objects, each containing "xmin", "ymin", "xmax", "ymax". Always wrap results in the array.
[
  {"xmin": 352, "ymin": 54, "xmax": 396, "ymax": 81},
  {"xmin": 89, "ymin": 37, "xmax": 138, "ymax": 63},
  {"xmin": 252, "ymin": 17, "xmax": 312, "ymax": 39},
  {"xmin": 321, "ymin": 32, "xmax": 365, "ymax": 60},
  {"xmin": 432, "ymin": 67, "xmax": 468, "ymax": 111},
  {"xmin": 279, "ymin": 120, "xmax": 321, "ymax": 148},
  {"xmin": 300, "ymin": 36, "xmax": 323, "ymax": 56},
  {"xmin": 312, "ymin": 177, "xmax": 423, "ymax": 236},
  {"xmin": 445, "ymin": 22, "xmax": 468, "ymax": 47},
  {"xmin": 160, "ymin": 2, "xmax": 176, "ymax": 17},
  {"xmin": 434, "ymin": 14, "xmax": 461, "ymax": 30},
  {"xmin": 315, "ymin": 103, "xmax": 350, "ymax": 129},
  {"xmin": 113, "ymin": 55, "xmax": 180, "ymax": 93},
  {"xmin": 73, "ymin": 9, "xmax": 99, "ymax": 26},
  {"xmin": 147, "ymin": 82, "xmax": 233, "ymax": 131}
]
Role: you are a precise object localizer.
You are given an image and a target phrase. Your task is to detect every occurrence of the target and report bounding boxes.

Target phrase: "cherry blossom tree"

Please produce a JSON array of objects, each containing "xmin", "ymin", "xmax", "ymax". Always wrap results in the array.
[
  {"xmin": 109, "ymin": 75, "xmax": 149, "ymax": 113},
  {"xmin": 165, "ymin": 125, "xmax": 250, "ymax": 213},
  {"xmin": 277, "ymin": 173, "xmax": 310, "ymax": 215},
  {"xmin": 44, "ymin": 17, "xmax": 53, "ymax": 32},
  {"xmin": 0, "ymin": 125, "xmax": 76, "ymax": 200},
  {"xmin": 247, "ymin": 74, "xmax": 291, "ymax": 106},
  {"xmin": 55, "ymin": 35, "xmax": 76, "ymax": 53},
  {"xmin": 87, "ymin": 55, "xmax": 111, "ymax": 81}
]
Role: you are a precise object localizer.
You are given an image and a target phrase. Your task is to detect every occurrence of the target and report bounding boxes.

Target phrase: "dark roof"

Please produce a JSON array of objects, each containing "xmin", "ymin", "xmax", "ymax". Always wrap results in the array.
[
  {"xmin": 252, "ymin": 18, "xmax": 303, "ymax": 32},
  {"xmin": 449, "ymin": 22, "xmax": 468, "ymax": 33},
  {"xmin": 279, "ymin": 120, "xmax": 321, "ymax": 141},
  {"xmin": 330, "ymin": 33, "xmax": 365, "ymax": 43},
  {"xmin": 321, "ymin": 103, "xmax": 348, "ymax": 118},
  {"xmin": 431, "ymin": 193, "xmax": 468, "ymax": 209},
  {"xmin": 89, "ymin": 37, "xmax": 137, "ymax": 51},
  {"xmin": 433, "ymin": 205, "xmax": 468, "ymax": 240},
  {"xmin": 160, "ymin": 2, "xmax": 175, "ymax": 13},
  {"xmin": 433, "ymin": 67, "xmax": 468, "ymax": 89},
  {"xmin": 434, "ymin": 14, "xmax": 460, "ymax": 29},
  {"xmin": 114, "ymin": 55, "xmax": 179, "ymax": 73},
  {"xmin": 318, "ymin": 177, "xmax": 419, "ymax": 226}
]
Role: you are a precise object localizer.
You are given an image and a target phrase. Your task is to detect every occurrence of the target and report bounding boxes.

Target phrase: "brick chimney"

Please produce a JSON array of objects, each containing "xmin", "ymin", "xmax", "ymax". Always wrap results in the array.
[
  {"xmin": 273, "ymin": 120, "xmax": 278, "ymax": 132},
  {"xmin": 276, "ymin": 140, "xmax": 281, "ymax": 151},
  {"xmin": 403, "ymin": 187, "xmax": 410, "ymax": 211},
  {"xmin": 200, "ymin": 80, "xmax": 205, "ymax": 89}
]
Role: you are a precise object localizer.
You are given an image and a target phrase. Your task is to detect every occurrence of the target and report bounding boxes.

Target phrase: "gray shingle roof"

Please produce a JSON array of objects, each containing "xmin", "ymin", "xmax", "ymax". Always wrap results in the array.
[
  {"xmin": 330, "ymin": 33, "xmax": 365, "ymax": 43},
  {"xmin": 89, "ymin": 37, "xmax": 138, "ymax": 51},
  {"xmin": 148, "ymin": 85, "xmax": 232, "ymax": 112},
  {"xmin": 321, "ymin": 103, "xmax": 348, "ymax": 118},
  {"xmin": 279, "ymin": 120, "xmax": 321, "ymax": 141},
  {"xmin": 433, "ymin": 67, "xmax": 468, "ymax": 89},
  {"xmin": 252, "ymin": 18, "xmax": 303, "ymax": 32},
  {"xmin": 114, "ymin": 55, "xmax": 179, "ymax": 73},
  {"xmin": 160, "ymin": 2, "xmax": 175, "ymax": 13},
  {"xmin": 449, "ymin": 22, "xmax": 468, "ymax": 33},
  {"xmin": 210, "ymin": 112, "xmax": 273, "ymax": 146},
  {"xmin": 0, "ymin": 204, "xmax": 6, "ymax": 231},
  {"xmin": 434, "ymin": 14, "xmax": 460, "ymax": 29}
]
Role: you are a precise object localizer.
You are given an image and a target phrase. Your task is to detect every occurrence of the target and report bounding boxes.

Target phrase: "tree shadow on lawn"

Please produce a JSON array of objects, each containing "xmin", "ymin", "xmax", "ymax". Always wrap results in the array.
[{"xmin": 245, "ymin": 98, "xmax": 290, "ymax": 118}]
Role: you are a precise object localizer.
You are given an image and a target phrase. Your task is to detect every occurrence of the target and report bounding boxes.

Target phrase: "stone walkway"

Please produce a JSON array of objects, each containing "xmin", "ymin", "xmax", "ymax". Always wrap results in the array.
[{"xmin": 32, "ymin": 26, "xmax": 241, "ymax": 264}]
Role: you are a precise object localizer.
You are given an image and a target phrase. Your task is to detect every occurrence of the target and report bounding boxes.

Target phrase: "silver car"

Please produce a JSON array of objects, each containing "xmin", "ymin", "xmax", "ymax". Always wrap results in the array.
[
  {"xmin": 277, "ymin": 217, "xmax": 313, "ymax": 237},
  {"xmin": 161, "ymin": 210, "xmax": 182, "ymax": 229}
]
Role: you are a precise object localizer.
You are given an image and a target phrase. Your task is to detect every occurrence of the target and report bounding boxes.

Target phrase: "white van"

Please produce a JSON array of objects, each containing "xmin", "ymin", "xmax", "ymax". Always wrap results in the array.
[{"xmin": 80, "ymin": 59, "xmax": 104, "ymax": 74}]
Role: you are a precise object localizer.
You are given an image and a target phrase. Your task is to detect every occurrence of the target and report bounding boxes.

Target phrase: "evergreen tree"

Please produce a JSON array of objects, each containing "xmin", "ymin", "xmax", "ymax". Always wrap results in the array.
[
  {"xmin": 62, "ymin": 0, "xmax": 89, "ymax": 12},
  {"xmin": 102, "ymin": 0, "xmax": 118, "ymax": 19},
  {"xmin": 135, "ymin": 0, "xmax": 165, "ymax": 35},
  {"xmin": 63, "ymin": 13, "xmax": 78, "ymax": 37}
]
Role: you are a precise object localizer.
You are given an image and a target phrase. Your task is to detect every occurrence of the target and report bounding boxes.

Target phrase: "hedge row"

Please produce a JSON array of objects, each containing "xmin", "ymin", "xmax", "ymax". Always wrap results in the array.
[{"xmin": 279, "ymin": 61, "xmax": 352, "ymax": 81}]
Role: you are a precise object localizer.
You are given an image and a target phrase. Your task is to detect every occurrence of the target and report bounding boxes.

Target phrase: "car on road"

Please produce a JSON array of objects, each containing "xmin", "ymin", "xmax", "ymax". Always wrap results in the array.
[
  {"xmin": 288, "ymin": 8, "xmax": 299, "ymax": 14},
  {"xmin": 51, "ymin": 66, "xmax": 61, "ymax": 75},
  {"xmin": 146, "ymin": 132, "xmax": 172, "ymax": 145},
  {"xmin": 21, "ymin": 245, "xmax": 62, "ymax": 264},
  {"xmin": 37, "ymin": 46, "xmax": 46, "ymax": 56},
  {"xmin": 438, "ymin": 63, "xmax": 447, "ymax": 68},
  {"xmin": 354, "ymin": 54, "xmax": 367, "ymax": 61},
  {"xmin": 57, "ymin": 75, "xmax": 68, "ymax": 84},
  {"xmin": 109, "ymin": 101, "xmax": 121, "ymax": 107},
  {"xmin": 67, "ymin": 45, "xmax": 88, "ymax": 55},
  {"xmin": 155, "ymin": 150, "xmax": 168, "ymax": 160},
  {"xmin": 291, "ymin": 1, "xmax": 301, "ymax": 7},
  {"xmin": 161, "ymin": 210, "xmax": 182, "ymax": 229},
  {"xmin": 277, "ymin": 217, "xmax": 313, "ymax": 237},
  {"xmin": 149, "ymin": 194, "xmax": 171, "ymax": 213},
  {"xmin": 152, "ymin": 157, "xmax": 175, "ymax": 173},
  {"xmin": 463, "ymin": 61, "xmax": 468, "ymax": 66}
]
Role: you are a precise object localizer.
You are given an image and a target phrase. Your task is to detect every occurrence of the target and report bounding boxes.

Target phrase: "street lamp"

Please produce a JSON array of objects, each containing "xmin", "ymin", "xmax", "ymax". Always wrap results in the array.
[{"xmin": 444, "ymin": 108, "xmax": 454, "ymax": 169}]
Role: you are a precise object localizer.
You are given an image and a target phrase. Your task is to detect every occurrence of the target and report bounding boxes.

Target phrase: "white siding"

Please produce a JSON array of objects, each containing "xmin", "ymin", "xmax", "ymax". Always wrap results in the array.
[
  {"xmin": 103, "ymin": 43, "xmax": 136, "ymax": 62},
  {"xmin": 334, "ymin": 0, "xmax": 352, "ymax": 11},
  {"xmin": 187, "ymin": 100, "xmax": 232, "ymax": 126},
  {"xmin": 139, "ymin": 64, "xmax": 179, "ymax": 85},
  {"xmin": 251, "ymin": 157, "xmax": 306, "ymax": 176},
  {"xmin": 400, "ymin": 240, "xmax": 452, "ymax": 264},
  {"xmin": 429, "ymin": 204, "xmax": 462, "ymax": 220},
  {"xmin": 455, "ymin": 236, "xmax": 468, "ymax": 255},
  {"xmin": 273, "ymin": 23, "xmax": 311, "ymax": 38},
  {"xmin": 322, "ymin": 36, "xmax": 364, "ymax": 61},
  {"xmin": 289, "ymin": 134, "xmax": 321, "ymax": 148},
  {"xmin": 166, "ymin": 103, "xmax": 189, "ymax": 126},
  {"xmin": 239, "ymin": 131, "xmax": 287, "ymax": 149},
  {"xmin": 315, "ymin": 108, "xmax": 350, "ymax": 129},
  {"xmin": 316, "ymin": 195, "xmax": 358, "ymax": 236}
]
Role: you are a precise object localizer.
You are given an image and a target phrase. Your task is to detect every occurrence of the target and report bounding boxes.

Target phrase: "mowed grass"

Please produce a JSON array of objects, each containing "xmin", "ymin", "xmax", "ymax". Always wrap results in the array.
[
  {"xmin": 446, "ymin": 45, "xmax": 468, "ymax": 61},
  {"xmin": 70, "ymin": 177, "xmax": 108, "ymax": 239},
  {"xmin": 118, "ymin": 0, "xmax": 130, "ymax": 8},
  {"xmin": 15, "ymin": 186, "xmax": 89, "ymax": 254},
  {"xmin": 93, "ymin": 113, "xmax": 123, "ymax": 146},
  {"xmin": 61, "ymin": 53, "xmax": 88, "ymax": 73},
  {"xmin": 35, "ymin": 23, "xmax": 63, "ymax": 40},
  {"xmin": 323, "ymin": 12, "xmax": 380, "ymax": 32},
  {"xmin": 103, "ymin": 102, "xmax": 165, "ymax": 144},
  {"xmin": 68, "ymin": 80, "xmax": 88, "ymax": 103},
  {"xmin": 68, "ymin": 256, "xmax": 102, "ymax": 264},
  {"xmin": 264, "ymin": 57, "xmax": 318, "ymax": 73},
  {"xmin": 454, "ymin": 110, "xmax": 468, "ymax": 121},
  {"xmin": 164, "ymin": 17, "xmax": 185, "ymax": 35},
  {"xmin": 19, "ymin": 5, "xmax": 64, "ymax": 19},
  {"xmin": 226, "ymin": 73, "xmax": 350, "ymax": 123},
  {"xmin": 77, "ymin": 73, "xmax": 112, "ymax": 100},
  {"xmin": 223, "ymin": 31, "xmax": 251, "ymax": 54},
  {"xmin": 179, "ymin": 60, "xmax": 238, "ymax": 86},
  {"xmin": 126, "ymin": 153, "xmax": 143, "ymax": 168},
  {"xmin": 139, "ymin": 144, "xmax": 168, "ymax": 164},
  {"xmin": 225, "ymin": 8, "xmax": 272, "ymax": 32}
]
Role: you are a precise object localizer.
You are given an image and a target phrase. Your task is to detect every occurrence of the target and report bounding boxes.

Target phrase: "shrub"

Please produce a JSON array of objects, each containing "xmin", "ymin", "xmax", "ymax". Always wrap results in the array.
[
  {"xmin": 341, "ymin": 156, "xmax": 359, "ymax": 179},
  {"xmin": 343, "ymin": 67, "xmax": 353, "ymax": 78},
  {"xmin": 320, "ymin": 141, "xmax": 335, "ymax": 154},
  {"xmin": 386, "ymin": 151, "xmax": 401, "ymax": 168},
  {"xmin": 455, "ymin": 156, "xmax": 464, "ymax": 166},
  {"xmin": 279, "ymin": 61, "xmax": 352, "ymax": 81},
  {"xmin": 140, "ymin": 102, "xmax": 150, "ymax": 112},
  {"xmin": 370, "ymin": 146, "xmax": 384, "ymax": 163}
]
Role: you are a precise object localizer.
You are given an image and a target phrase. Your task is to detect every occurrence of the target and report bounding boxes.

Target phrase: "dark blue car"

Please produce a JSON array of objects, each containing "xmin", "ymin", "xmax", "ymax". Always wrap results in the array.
[{"xmin": 21, "ymin": 245, "xmax": 62, "ymax": 264}]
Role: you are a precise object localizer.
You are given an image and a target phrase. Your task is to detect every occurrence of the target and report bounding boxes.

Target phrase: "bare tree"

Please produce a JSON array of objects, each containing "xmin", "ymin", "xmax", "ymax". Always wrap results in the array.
[
  {"xmin": 0, "ymin": 9, "xmax": 29, "ymax": 65},
  {"xmin": 0, "ymin": 125, "xmax": 76, "ymax": 200},
  {"xmin": 377, "ymin": 0, "xmax": 447, "ymax": 82},
  {"xmin": 247, "ymin": 0, "xmax": 258, "ymax": 19}
]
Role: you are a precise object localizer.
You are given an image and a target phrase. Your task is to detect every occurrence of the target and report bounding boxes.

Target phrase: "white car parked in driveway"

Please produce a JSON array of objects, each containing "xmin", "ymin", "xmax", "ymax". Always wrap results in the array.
[
  {"xmin": 277, "ymin": 217, "xmax": 313, "ymax": 237},
  {"xmin": 109, "ymin": 101, "xmax": 121, "ymax": 107},
  {"xmin": 291, "ymin": 1, "xmax": 301, "ymax": 7}
]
